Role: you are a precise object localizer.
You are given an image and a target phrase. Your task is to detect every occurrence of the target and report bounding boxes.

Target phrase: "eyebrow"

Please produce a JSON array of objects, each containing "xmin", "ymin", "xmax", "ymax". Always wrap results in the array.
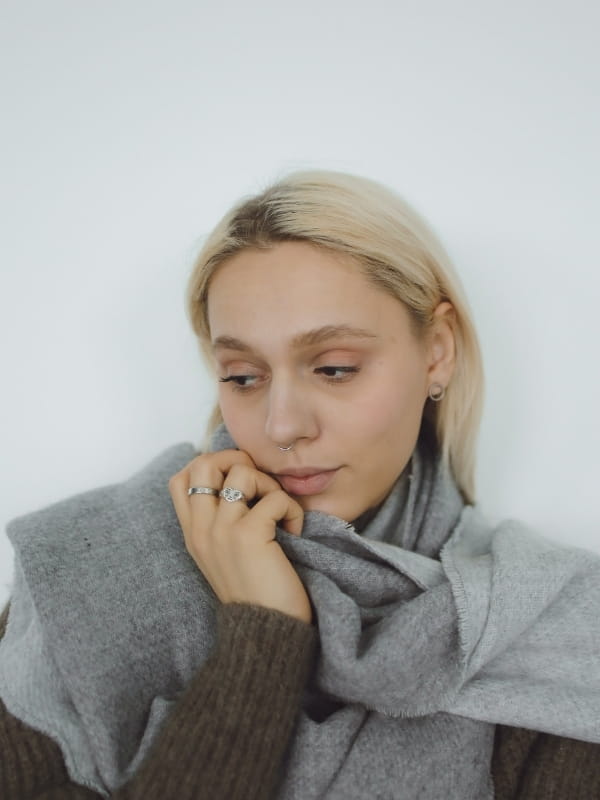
[{"xmin": 212, "ymin": 325, "xmax": 378, "ymax": 353}]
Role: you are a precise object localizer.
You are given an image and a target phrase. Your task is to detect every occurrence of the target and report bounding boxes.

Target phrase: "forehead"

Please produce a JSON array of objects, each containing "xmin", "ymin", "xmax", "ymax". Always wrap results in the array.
[
  {"xmin": 207, "ymin": 241, "xmax": 411, "ymax": 343},
  {"xmin": 209, "ymin": 241, "xmax": 362, "ymax": 299}
]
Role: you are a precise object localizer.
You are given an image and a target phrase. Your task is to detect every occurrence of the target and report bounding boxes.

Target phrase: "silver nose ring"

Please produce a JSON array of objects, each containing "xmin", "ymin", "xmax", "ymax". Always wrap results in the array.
[{"xmin": 278, "ymin": 443, "xmax": 294, "ymax": 451}]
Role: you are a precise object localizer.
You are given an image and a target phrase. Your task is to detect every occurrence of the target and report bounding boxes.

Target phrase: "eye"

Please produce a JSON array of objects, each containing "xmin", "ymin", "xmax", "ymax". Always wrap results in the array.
[
  {"xmin": 314, "ymin": 366, "xmax": 359, "ymax": 382},
  {"xmin": 219, "ymin": 374, "xmax": 259, "ymax": 391}
]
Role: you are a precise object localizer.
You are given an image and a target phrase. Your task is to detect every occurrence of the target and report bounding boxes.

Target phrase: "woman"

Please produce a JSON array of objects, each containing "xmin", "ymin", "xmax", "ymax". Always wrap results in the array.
[{"xmin": 1, "ymin": 171, "xmax": 599, "ymax": 799}]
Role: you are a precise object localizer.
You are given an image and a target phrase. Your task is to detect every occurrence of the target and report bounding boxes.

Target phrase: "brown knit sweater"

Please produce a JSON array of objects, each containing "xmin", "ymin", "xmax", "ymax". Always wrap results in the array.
[{"xmin": 0, "ymin": 604, "xmax": 598, "ymax": 799}]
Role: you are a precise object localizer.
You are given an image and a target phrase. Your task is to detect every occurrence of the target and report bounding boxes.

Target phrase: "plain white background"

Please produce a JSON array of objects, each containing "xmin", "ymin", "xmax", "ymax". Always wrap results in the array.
[{"xmin": 1, "ymin": 1, "xmax": 599, "ymax": 608}]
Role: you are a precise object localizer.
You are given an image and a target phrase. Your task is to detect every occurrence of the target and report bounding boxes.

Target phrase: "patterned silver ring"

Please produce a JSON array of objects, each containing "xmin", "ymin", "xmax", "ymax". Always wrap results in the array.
[
  {"xmin": 219, "ymin": 487, "xmax": 247, "ymax": 503},
  {"xmin": 188, "ymin": 487, "xmax": 219, "ymax": 496}
]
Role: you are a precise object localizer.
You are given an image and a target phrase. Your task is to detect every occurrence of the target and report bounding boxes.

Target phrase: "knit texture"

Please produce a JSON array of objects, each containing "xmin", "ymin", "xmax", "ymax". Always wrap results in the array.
[
  {"xmin": 0, "ymin": 602, "xmax": 317, "ymax": 800},
  {"xmin": 2, "ymin": 428, "xmax": 600, "ymax": 798},
  {"xmin": 492, "ymin": 724, "xmax": 600, "ymax": 800},
  {"xmin": 2, "ymin": 604, "xmax": 599, "ymax": 799}
]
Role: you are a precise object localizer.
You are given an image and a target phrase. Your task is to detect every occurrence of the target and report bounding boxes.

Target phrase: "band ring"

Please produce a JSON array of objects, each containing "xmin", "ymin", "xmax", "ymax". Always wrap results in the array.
[
  {"xmin": 188, "ymin": 487, "xmax": 219, "ymax": 497},
  {"xmin": 219, "ymin": 487, "xmax": 247, "ymax": 503}
]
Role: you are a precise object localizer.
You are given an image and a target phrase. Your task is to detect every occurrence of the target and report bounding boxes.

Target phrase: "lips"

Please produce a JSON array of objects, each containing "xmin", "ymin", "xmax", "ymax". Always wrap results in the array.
[{"xmin": 274, "ymin": 469, "xmax": 339, "ymax": 496}]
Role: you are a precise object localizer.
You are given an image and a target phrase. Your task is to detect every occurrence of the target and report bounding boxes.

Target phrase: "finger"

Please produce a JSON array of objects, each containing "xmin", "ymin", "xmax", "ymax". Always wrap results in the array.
[
  {"xmin": 215, "ymin": 463, "xmax": 284, "ymax": 524},
  {"xmin": 169, "ymin": 450, "xmax": 254, "ymax": 542},
  {"xmin": 241, "ymin": 490, "xmax": 304, "ymax": 538},
  {"xmin": 168, "ymin": 466, "xmax": 195, "ymax": 533},
  {"xmin": 187, "ymin": 449, "xmax": 255, "ymax": 499}
]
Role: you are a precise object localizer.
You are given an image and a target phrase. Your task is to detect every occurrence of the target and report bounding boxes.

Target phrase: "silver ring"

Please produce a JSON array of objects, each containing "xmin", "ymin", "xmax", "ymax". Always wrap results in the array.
[
  {"xmin": 188, "ymin": 487, "xmax": 219, "ymax": 496},
  {"xmin": 219, "ymin": 487, "xmax": 246, "ymax": 503},
  {"xmin": 278, "ymin": 443, "xmax": 294, "ymax": 451}
]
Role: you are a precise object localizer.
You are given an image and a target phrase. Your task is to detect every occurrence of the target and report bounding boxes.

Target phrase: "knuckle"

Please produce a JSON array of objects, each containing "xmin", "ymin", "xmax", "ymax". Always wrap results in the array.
[
  {"xmin": 230, "ymin": 449, "xmax": 254, "ymax": 467},
  {"xmin": 184, "ymin": 454, "xmax": 204, "ymax": 471},
  {"xmin": 168, "ymin": 470, "xmax": 184, "ymax": 486},
  {"xmin": 168, "ymin": 477, "xmax": 184, "ymax": 498},
  {"xmin": 188, "ymin": 454, "xmax": 212, "ymax": 473},
  {"xmin": 188, "ymin": 458, "xmax": 218, "ymax": 484},
  {"xmin": 271, "ymin": 489, "xmax": 289, "ymax": 504},
  {"xmin": 225, "ymin": 463, "xmax": 251, "ymax": 483}
]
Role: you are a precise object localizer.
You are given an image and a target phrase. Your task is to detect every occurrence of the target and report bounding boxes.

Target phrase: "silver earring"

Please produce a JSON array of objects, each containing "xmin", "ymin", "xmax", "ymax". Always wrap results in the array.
[
  {"xmin": 428, "ymin": 382, "xmax": 445, "ymax": 402},
  {"xmin": 277, "ymin": 443, "xmax": 295, "ymax": 451}
]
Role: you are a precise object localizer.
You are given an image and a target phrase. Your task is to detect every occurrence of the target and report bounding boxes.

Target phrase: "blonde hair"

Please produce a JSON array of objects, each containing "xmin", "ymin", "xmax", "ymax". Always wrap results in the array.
[{"xmin": 186, "ymin": 170, "xmax": 484, "ymax": 503}]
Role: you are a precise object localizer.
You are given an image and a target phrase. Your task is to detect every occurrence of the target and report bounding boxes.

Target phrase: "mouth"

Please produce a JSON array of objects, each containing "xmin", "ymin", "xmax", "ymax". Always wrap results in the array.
[{"xmin": 272, "ymin": 468, "xmax": 340, "ymax": 496}]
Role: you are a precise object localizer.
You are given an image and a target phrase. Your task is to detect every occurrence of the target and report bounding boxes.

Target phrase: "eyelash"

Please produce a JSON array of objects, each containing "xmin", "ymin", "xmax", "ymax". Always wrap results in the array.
[
  {"xmin": 218, "ymin": 375, "xmax": 259, "ymax": 391},
  {"xmin": 219, "ymin": 366, "xmax": 360, "ymax": 392},
  {"xmin": 315, "ymin": 366, "xmax": 359, "ymax": 381}
]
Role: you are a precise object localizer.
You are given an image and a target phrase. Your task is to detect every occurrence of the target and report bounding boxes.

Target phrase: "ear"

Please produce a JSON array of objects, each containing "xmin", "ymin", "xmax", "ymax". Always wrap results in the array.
[{"xmin": 426, "ymin": 301, "xmax": 456, "ymax": 388}]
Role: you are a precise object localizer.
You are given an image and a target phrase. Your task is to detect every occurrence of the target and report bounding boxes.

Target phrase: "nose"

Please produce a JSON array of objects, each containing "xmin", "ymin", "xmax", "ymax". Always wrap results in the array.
[{"xmin": 264, "ymin": 374, "xmax": 318, "ymax": 448}]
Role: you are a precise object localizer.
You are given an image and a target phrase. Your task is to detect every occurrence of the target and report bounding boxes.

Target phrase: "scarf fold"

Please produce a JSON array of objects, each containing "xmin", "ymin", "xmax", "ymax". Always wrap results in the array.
[{"xmin": 1, "ymin": 427, "xmax": 599, "ymax": 799}]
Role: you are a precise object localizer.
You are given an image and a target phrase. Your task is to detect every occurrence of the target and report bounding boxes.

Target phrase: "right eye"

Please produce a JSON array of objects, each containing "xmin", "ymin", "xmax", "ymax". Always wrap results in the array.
[{"xmin": 219, "ymin": 374, "xmax": 259, "ymax": 391}]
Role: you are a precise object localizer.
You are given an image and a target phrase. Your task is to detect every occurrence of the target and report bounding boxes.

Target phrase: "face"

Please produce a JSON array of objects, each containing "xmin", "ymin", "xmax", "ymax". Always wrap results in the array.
[{"xmin": 207, "ymin": 241, "xmax": 454, "ymax": 522}]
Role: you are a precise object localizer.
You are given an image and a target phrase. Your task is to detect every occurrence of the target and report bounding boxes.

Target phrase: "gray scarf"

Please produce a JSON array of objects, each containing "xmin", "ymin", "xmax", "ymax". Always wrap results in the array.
[{"xmin": 1, "ymin": 427, "xmax": 599, "ymax": 798}]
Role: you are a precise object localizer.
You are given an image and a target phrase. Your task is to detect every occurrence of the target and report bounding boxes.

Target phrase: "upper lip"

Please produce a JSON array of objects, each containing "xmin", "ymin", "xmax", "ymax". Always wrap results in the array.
[{"xmin": 271, "ymin": 467, "xmax": 338, "ymax": 478}]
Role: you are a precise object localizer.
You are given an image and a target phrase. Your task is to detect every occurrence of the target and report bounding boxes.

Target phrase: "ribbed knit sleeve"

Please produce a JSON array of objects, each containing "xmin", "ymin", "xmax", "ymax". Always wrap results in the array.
[
  {"xmin": 492, "ymin": 724, "xmax": 600, "ymax": 800},
  {"xmin": 0, "ymin": 602, "xmax": 317, "ymax": 800}
]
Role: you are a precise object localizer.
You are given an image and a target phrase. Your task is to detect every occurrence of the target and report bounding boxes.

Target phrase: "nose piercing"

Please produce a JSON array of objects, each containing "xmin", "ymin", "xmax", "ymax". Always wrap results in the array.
[{"xmin": 277, "ymin": 443, "xmax": 295, "ymax": 451}]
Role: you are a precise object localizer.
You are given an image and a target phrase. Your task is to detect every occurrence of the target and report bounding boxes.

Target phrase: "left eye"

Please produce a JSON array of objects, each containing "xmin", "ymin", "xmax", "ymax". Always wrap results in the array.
[{"xmin": 315, "ymin": 366, "xmax": 359, "ymax": 380}]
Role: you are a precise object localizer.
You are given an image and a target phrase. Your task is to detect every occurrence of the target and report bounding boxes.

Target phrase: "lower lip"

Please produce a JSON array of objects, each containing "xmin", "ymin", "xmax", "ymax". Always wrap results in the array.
[{"xmin": 276, "ymin": 470, "xmax": 338, "ymax": 496}]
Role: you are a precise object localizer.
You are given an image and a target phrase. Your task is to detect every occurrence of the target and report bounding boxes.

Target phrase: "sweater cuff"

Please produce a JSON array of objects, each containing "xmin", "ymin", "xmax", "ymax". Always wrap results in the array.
[
  {"xmin": 214, "ymin": 602, "xmax": 318, "ymax": 690},
  {"xmin": 121, "ymin": 602, "xmax": 318, "ymax": 800}
]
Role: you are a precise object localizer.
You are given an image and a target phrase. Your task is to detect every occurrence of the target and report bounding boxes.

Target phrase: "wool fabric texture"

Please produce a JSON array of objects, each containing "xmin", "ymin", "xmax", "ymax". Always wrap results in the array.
[
  {"xmin": 1, "ymin": 426, "xmax": 599, "ymax": 799},
  {"xmin": 0, "ymin": 601, "xmax": 318, "ymax": 800},
  {"xmin": 2, "ymin": 607, "xmax": 600, "ymax": 800}
]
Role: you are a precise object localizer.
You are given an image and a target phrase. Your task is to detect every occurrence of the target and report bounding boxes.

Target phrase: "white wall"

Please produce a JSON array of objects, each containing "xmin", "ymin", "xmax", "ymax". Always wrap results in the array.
[{"xmin": 1, "ymin": 0, "xmax": 599, "ymax": 607}]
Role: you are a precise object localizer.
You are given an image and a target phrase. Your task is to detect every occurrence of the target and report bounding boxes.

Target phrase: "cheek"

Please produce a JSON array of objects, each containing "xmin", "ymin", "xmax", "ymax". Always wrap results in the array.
[
  {"xmin": 218, "ymin": 391, "xmax": 245, "ymax": 436},
  {"xmin": 218, "ymin": 391, "xmax": 263, "ymax": 450},
  {"xmin": 344, "ymin": 370, "xmax": 426, "ymax": 443}
]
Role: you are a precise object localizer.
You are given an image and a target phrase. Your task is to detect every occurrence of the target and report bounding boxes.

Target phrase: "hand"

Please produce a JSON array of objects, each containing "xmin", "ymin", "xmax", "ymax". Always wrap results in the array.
[{"xmin": 169, "ymin": 449, "xmax": 312, "ymax": 624}]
